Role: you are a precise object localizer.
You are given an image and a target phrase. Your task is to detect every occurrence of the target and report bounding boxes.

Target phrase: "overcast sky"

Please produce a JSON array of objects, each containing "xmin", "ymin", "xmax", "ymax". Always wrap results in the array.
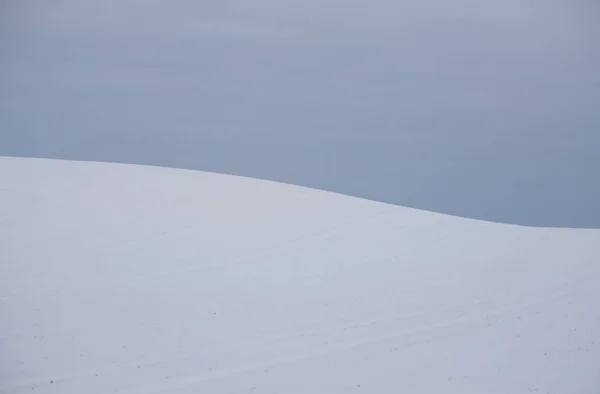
[{"xmin": 1, "ymin": 0, "xmax": 599, "ymax": 227}]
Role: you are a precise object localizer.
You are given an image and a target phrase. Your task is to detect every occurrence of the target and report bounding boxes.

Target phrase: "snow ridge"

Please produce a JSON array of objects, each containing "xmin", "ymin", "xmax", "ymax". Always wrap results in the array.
[{"xmin": 1, "ymin": 157, "xmax": 599, "ymax": 394}]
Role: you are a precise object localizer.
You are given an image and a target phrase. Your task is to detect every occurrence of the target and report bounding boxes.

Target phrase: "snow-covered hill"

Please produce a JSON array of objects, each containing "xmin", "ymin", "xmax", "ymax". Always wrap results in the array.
[{"xmin": 1, "ymin": 156, "xmax": 599, "ymax": 394}]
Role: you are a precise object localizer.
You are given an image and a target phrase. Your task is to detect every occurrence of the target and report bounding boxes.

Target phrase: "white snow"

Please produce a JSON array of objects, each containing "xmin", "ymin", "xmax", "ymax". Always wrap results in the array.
[{"xmin": 1, "ymin": 156, "xmax": 599, "ymax": 394}]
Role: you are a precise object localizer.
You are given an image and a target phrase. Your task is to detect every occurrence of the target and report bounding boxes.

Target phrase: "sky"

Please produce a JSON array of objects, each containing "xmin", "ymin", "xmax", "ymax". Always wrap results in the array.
[{"xmin": 1, "ymin": 0, "xmax": 599, "ymax": 227}]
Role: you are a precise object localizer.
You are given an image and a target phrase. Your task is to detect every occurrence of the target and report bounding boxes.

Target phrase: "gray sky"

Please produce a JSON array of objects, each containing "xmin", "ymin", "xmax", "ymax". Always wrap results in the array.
[{"xmin": 1, "ymin": 0, "xmax": 599, "ymax": 227}]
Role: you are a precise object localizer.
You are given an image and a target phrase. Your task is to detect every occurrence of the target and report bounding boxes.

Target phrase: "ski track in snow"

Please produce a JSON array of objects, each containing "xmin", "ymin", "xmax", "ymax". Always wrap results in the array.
[{"xmin": 1, "ymin": 156, "xmax": 599, "ymax": 394}]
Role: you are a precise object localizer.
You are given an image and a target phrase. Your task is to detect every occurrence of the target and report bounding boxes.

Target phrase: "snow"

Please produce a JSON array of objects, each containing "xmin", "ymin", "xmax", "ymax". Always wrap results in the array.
[{"xmin": 1, "ymin": 156, "xmax": 599, "ymax": 394}]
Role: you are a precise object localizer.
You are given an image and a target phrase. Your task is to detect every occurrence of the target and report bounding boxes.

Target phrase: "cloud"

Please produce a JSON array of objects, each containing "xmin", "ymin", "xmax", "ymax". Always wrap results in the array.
[{"xmin": 1, "ymin": 0, "xmax": 599, "ymax": 227}]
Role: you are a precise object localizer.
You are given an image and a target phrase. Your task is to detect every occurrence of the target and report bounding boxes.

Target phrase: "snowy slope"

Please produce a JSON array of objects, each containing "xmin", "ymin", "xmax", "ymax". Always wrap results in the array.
[{"xmin": 1, "ymin": 156, "xmax": 599, "ymax": 394}]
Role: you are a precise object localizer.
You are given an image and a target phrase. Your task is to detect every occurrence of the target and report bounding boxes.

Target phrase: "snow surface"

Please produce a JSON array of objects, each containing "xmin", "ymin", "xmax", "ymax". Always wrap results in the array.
[{"xmin": 1, "ymin": 156, "xmax": 599, "ymax": 394}]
